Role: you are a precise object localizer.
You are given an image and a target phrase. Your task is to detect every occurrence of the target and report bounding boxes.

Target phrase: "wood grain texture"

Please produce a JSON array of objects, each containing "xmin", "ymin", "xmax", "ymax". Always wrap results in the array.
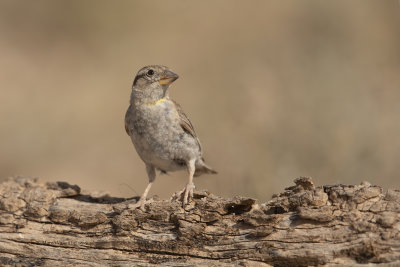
[{"xmin": 0, "ymin": 177, "xmax": 399, "ymax": 266}]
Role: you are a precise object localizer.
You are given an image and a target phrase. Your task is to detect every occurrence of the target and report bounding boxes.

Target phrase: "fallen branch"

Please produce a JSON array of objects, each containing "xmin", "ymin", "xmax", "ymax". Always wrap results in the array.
[{"xmin": 0, "ymin": 177, "xmax": 399, "ymax": 266}]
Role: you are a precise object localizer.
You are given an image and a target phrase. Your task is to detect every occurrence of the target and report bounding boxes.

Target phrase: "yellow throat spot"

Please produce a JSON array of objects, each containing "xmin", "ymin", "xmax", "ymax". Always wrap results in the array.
[{"xmin": 147, "ymin": 98, "xmax": 167, "ymax": 105}]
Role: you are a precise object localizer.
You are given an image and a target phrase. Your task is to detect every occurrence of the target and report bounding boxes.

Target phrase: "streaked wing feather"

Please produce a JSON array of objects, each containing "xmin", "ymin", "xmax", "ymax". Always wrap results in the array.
[{"xmin": 172, "ymin": 100, "xmax": 202, "ymax": 152}]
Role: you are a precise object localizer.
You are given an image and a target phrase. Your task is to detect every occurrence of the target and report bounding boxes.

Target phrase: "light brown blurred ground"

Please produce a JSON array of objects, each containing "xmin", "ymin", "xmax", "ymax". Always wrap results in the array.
[{"xmin": 1, "ymin": 1, "xmax": 400, "ymax": 202}]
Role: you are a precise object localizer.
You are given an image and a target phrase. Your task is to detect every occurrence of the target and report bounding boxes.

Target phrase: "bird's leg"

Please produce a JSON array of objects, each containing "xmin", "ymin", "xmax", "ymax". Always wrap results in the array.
[
  {"xmin": 128, "ymin": 164, "xmax": 155, "ymax": 211},
  {"xmin": 180, "ymin": 159, "xmax": 196, "ymax": 207}
]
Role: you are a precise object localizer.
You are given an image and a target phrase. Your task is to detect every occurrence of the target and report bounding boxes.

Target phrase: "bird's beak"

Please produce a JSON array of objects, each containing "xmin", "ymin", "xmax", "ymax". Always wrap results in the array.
[{"xmin": 159, "ymin": 70, "xmax": 179, "ymax": 85}]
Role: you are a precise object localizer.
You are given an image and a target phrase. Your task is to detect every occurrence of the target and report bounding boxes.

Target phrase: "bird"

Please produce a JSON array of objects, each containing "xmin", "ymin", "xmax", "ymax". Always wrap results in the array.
[{"xmin": 125, "ymin": 65, "xmax": 217, "ymax": 210}]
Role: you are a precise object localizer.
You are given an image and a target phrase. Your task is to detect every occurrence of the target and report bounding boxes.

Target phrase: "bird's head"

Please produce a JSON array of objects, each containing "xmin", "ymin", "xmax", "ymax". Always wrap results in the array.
[{"xmin": 131, "ymin": 65, "xmax": 179, "ymax": 102}]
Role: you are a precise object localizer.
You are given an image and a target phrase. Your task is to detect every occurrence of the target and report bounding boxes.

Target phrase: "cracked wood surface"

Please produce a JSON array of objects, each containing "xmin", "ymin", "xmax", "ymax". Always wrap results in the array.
[{"xmin": 0, "ymin": 177, "xmax": 399, "ymax": 267}]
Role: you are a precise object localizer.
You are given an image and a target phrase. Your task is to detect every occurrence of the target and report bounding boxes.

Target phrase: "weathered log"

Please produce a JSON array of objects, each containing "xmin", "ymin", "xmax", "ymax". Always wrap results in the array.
[{"xmin": 0, "ymin": 176, "xmax": 399, "ymax": 266}]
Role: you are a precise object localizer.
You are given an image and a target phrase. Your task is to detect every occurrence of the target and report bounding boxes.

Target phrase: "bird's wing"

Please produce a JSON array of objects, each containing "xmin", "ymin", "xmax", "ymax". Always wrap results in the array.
[{"xmin": 172, "ymin": 100, "xmax": 202, "ymax": 152}]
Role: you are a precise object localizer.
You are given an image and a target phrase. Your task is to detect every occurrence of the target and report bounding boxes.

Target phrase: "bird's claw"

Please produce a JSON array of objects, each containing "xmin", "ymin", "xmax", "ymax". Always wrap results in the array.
[
  {"xmin": 177, "ymin": 182, "xmax": 195, "ymax": 207},
  {"xmin": 127, "ymin": 197, "xmax": 153, "ymax": 211}
]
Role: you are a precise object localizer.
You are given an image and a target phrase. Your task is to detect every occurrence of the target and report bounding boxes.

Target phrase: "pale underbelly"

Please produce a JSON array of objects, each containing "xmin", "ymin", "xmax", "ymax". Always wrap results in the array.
[
  {"xmin": 149, "ymin": 156, "xmax": 186, "ymax": 172},
  {"xmin": 130, "ymin": 135, "xmax": 188, "ymax": 172}
]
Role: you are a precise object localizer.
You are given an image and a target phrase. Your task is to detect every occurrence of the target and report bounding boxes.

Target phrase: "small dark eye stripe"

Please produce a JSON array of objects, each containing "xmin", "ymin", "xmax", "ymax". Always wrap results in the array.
[
  {"xmin": 133, "ymin": 73, "xmax": 146, "ymax": 86},
  {"xmin": 133, "ymin": 75, "xmax": 140, "ymax": 86}
]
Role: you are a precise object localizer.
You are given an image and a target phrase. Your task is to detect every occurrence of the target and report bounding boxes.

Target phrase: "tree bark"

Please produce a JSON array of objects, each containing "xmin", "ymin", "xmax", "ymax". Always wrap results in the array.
[{"xmin": 0, "ymin": 176, "xmax": 399, "ymax": 266}]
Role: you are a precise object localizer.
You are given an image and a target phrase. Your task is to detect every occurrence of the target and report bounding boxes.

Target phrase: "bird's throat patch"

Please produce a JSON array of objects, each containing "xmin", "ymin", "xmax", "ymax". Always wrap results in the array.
[{"xmin": 147, "ymin": 98, "xmax": 167, "ymax": 106}]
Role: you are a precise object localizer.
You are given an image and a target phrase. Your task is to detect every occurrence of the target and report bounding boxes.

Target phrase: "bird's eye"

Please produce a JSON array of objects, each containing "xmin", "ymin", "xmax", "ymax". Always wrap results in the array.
[{"xmin": 147, "ymin": 69, "xmax": 154, "ymax": 76}]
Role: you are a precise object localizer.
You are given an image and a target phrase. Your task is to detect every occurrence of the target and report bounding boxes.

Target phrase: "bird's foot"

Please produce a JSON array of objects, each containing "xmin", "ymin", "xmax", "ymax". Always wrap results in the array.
[
  {"xmin": 176, "ymin": 182, "xmax": 195, "ymax": 207},
  {"xmin": 126, "ymin": 197, "xmax": 153, "ymax": 211}
]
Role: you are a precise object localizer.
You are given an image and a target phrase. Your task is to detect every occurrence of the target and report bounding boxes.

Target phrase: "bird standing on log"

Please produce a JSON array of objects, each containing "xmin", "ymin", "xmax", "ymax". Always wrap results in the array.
[{"xmin": 125, "ymin": 65, "xmax": 217, "ymax": 210}]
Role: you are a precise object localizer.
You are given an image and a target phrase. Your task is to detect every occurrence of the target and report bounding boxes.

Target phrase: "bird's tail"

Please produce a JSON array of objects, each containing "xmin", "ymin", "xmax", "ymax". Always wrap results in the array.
[{"xmin": 194, "ymin": 159, "xmax": 217, "ymax": 177}]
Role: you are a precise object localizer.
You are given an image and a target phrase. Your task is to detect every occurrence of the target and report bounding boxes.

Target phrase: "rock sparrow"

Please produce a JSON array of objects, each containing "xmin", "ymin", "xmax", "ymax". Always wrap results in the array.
[{"xmin": 125, "ymin": 65, "xmax": 217, "ymax": 210}]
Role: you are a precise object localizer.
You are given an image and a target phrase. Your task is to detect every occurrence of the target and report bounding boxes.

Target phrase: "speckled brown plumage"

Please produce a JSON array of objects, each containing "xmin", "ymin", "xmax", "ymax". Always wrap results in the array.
[{"xmin": 125, "ymin": 65, "xmax": 216, "ymax": 209}]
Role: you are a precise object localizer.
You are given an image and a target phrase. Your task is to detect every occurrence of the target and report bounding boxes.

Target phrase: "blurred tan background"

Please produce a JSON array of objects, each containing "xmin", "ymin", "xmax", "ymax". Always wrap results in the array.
[{"xmin": 1, "ymin": 1, "xmax": 400, "ymax": 202}]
